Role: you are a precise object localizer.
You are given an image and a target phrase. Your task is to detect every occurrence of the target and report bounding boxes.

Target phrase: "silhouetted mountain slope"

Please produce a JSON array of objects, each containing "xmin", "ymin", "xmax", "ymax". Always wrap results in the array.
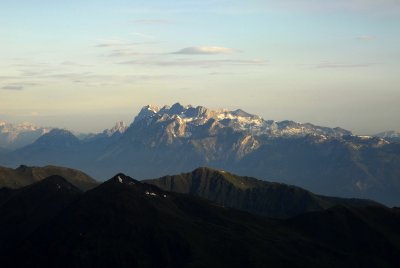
[
  {"xmin": 0, "ymin": 187, "xmax": 14, "ymax": 205},
  {"xmin": 0, "ymin": 165, "xmax": 98, "ymax": 190},
  {"xmin": 8, "ymin": 174, "xmax": 273, "ymax": 267},
  {"xmin": 0, "ymin": 173, "xmax": 398, "ymax": 267},
  {"xmin": 0, "ymin": 176, "xmax": 81, "ymax": 252},
  {"xmin": 146, "ymin": 167, "xmax": 382, "ymax": 218},
  {"xmin": 286, "ymin": 205, "xmax": 400, "ymax": 266}
]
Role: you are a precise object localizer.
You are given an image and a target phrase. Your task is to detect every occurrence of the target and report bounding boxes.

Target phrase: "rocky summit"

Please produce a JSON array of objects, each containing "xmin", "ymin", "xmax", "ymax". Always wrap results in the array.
[{"xmin": 133, "ymin": 103, "xmax": 352, "ymax": 141}]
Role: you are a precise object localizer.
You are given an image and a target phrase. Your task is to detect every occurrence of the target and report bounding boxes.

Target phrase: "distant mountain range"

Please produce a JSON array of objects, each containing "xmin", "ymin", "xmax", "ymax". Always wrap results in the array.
[
  {"xmin": 79, "ymin": 121, "xmax": 128, "ymax": 141},
  {"xmin": 0, "ymin": 121, "xmax": 51, "ymax": 149},
  {"xmin": 374, "ymin": 131, "xmax": 400, "ymax": 143},
  {"xmin": 1, "ymin": 173, "xmax": 399, "ymax": 267},
  {"xmin": 0, "ymin": 103, "xmax": 400, "ymax": 206},
  {"xmin": 0, "ymin": 120, "xmax": 128, "ymax": 150}
]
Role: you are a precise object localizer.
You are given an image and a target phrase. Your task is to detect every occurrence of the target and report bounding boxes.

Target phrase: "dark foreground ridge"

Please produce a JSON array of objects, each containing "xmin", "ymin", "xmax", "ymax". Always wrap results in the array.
[
  {"xmin": 0, "ymin": 164, "xmax": 98, "ymax": 190},
  {"xmin": 0, "ymin": 173, "xmax": 400, "ymax": 267},
  {"xmin": 0, "ymin": 175, "xmax": 82, "ymax": 253},
  {"xmin": 146, "ymin": 167, "xmax": 382, "ymax": 218}
]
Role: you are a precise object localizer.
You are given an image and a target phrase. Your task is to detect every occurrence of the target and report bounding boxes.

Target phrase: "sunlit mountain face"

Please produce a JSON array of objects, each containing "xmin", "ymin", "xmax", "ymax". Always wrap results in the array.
[{"xmin": 0, "ymin": 103, "xmax": 400, "ymax": 206}]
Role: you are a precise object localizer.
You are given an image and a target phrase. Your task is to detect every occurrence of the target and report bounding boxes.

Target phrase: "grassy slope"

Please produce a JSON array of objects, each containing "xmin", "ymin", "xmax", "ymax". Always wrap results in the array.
[
  {"xmin": 0, "ymin": 165, "xmax": 98, "ymax": 191},
  {"xmin": 146, "ymin": 167, "xmax": 381, "ymax": 218}
]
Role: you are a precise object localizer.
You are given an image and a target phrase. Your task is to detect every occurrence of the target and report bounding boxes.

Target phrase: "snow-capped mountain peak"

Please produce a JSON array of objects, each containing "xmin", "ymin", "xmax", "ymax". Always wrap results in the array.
[
  {"xmin": 375, "ymin": 131, "xmax": 400, "ymax": 139},
  {"xmin": 132, "ymin": 103, "xmax": 352, "ymax": 139},
  {"xmin": 104, "ymin": 121, "xmax": 127, "ymax": 136},
  {"xmin": 0, "ymin": 121, "xmax": 52, "ymax": 149},
  {"xmin": 134, "ymin": 105, "xmax": 161, "ymax": 123}
]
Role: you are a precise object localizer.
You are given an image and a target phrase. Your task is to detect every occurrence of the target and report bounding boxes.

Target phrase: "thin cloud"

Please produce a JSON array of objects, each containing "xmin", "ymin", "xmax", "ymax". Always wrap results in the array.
[
  {"xmin": 316, "ymin": 62, "xmax": 372, "ymax": 69},
  {"xmin": 108, "ymin": 49, "xmax": 145, "ymax": 57},
  {"xmin": 2, "ymin": 85, "xmax": 24, "ymax": 90},
  {"xmin": 95, "ymin": 41, "xmax": 158, "ymax": 48},
  {"xmin": 0, "ymin": 76, "xmax": 18, "ymax": 80},
  {"xmin": 132, "ymin": 19, "xmax": 174, "ymax": 25},
  {"xmin": 208, "ymin": 72, "xmax": 237, "ymax": 76},
  {"xmin": 60, "ymin": 61, "xmax": 90, "ymax": 67},
  {"xmin": 356, "ymin": 35, "xmax": 376, "ymax": 41},
  {"xmin": 130, "ymin": 32, "xmax": 156, "ymax": 39},
  {"xmin": 173, "ymin": 46, "xmax": 236, "ymax": 55},
  {"xmin": 109, "ymin": 51, "xmax": 159, "ymax": 57},
  {"xmin": 119, "ymin": 58, "xmax": 268, "ymax": 68},
  {"xmin": 94, "ymin": 39, "xmax": 126, "ymax": 48}
]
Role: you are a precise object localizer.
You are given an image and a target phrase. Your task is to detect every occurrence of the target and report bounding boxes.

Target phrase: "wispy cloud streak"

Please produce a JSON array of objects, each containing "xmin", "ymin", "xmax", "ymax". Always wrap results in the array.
[
  {"xmin": 173, "ymin": 46, "xmax": 236, "ymax": 55},
  {"xmin": 132, "ymin": 19, "xmax": 174, "ymax": 25},
  {"xmin": 2, "ymin": 85, "xmax": 24, "ymax": 91},
  {"xmin": 316, "ymin": 62, "xmax": 372, "ymax": 69},
  {"xmin": 120, "ymin": 58, "xmax": 268, "ymax": 68},
  {"xmin": 356, "ymin": 35, "xmax": 376, "ymax": 41}
]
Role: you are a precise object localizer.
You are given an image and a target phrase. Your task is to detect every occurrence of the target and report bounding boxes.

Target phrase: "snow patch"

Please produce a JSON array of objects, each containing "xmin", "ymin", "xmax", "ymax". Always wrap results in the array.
[{"xmin": 358, "ymin": 135, "xmax": 372, "ymax": 140}]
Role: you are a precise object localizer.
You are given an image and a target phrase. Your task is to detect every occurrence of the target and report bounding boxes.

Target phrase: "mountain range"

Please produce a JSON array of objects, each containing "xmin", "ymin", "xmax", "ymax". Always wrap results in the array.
[
  {"xmin": 0, "ymin": 164, "xmax": 97, "ymax": 191},
  {"xmin": 0, "ymin": 165, "xmax": 380, "ymax": 219},
  {"xmin": 1, "ymin": 173, "xmax": 399, "ymax": 267},
  {"xmin": 375, "ymin": 131, "xmax": 400, "ymax": 143},
  {"xmin": 0, "ymin": 121, "xmax": 51, "ymax": 150},
  {"xmin": 0, "ymin": 103, "xmax": 399, "ymax": 206}
]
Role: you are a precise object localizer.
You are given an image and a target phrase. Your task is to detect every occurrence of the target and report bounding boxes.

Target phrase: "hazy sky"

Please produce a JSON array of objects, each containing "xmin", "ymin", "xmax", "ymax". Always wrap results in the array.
[{"xmin": 1, "ymin": 0, "xmax": 399, "ymax": 134}]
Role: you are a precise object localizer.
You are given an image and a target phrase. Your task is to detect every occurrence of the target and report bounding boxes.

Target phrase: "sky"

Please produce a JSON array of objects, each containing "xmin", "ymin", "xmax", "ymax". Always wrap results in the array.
[{"xmin": 0, "ymin": 0, "xmax": 399, "ymax": 134}]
